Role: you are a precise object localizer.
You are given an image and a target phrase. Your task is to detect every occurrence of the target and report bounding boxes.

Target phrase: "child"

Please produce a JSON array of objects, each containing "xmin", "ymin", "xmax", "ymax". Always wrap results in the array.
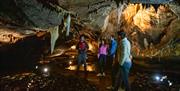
[{"xmin": 97, "ymin": 39, "xmax": 108, "ymax": 76}]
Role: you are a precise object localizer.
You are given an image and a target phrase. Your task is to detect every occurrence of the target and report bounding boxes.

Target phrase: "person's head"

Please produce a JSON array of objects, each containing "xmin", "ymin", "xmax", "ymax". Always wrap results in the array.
[
  {"xmin": 80, "ymin": 35, "xmax": 85, "ymax": 42},
  {"xmin": 100, "ymin": 39, "xmax": 106, "ymax": 46},
  {"xmin": 101, "ymin": 39, "xmax": 105, "ymax": 44},
  {"xmin": 117, "ymin": 31, "xmax": 126, "ymax": 40},
  {"xmin": 110, "ymin": 35, "xmax": 115, "ymax": 41}
]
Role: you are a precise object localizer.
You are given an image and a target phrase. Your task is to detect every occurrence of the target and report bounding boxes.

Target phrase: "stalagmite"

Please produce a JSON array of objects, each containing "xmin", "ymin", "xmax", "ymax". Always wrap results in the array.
[
  {"xmin": 144, "ymin": 38, "xmax": 149, "ymax": 49},
  {"xmin": 49, "ymin": 26, "xmax": 59, "ymax": 54}
]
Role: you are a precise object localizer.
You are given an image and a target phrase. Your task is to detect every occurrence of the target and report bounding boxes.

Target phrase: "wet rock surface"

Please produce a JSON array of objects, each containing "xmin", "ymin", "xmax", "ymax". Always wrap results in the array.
[
  {"xmin": 131, "ymin": 72, "xmax": 180, "ymax": 91},
  {"xmin": 1, "ymin": 46, "xmax": 180, "ymax": 91},
  {"xmin": 0, "ymin": 1, "xmax": 179, "ymax": 91},
  {"xmin": 0, "ymin": 73, "xmax": 97, "ymax": 91}
]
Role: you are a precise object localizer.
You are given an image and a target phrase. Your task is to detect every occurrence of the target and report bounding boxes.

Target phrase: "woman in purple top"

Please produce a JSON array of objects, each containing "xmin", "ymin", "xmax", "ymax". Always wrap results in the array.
[{"xmin": 97, "ymin": 39, "xmax": 108, "ymax": 76}]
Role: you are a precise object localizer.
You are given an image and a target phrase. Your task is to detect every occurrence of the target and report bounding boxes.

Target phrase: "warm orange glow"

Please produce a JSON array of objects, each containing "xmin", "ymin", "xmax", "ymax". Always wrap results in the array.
[
  {"xmin": 121, "ymin": 4, "xmax": 161, "ymax": 32},
  {"xmin": 0, "ymin": 28, "xmax": 25, "ymax": 43},
  {"xmin": 70, "ymin": 45, "xmax": 76, "ymax": 50},
  {"xmin": 88, "ymin": 42, "xmax": 93, "ymax": 51},
  {"xmin": 66, "ymin": 64, "xmax": 95, "ymax": 72}
]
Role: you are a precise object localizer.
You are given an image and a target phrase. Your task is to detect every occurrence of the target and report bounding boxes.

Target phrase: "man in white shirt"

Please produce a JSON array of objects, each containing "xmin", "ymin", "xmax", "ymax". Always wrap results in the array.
[{"xmin": 114, "ymin": 31, "xmax": 132, "ymax": 91}]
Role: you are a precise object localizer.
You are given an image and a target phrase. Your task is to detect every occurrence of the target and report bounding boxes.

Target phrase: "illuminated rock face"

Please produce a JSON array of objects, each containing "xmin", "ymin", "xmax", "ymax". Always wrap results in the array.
[
  {"xmin": 0, "ymin": 0, "xmax": 179, "ymax": 57},
  {"xmin": 102, "ymin": 4, "xmax": 180, "ymax": 57}
]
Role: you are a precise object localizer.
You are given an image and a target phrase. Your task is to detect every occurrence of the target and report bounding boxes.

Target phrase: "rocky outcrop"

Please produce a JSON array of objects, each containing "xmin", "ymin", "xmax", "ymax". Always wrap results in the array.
[
  {"xmin": 0, "ymin": 25, "xmax": 49, "ymax": 69},
  {"xmin": 0, "ymin": 0, "xmax": 65, "ymax": 28},
  {"xmin": 0, "ymin": 0, "xmax": 179, "ymax": 57},
  {"xmin": 101, "ymin": 4, "xmax": 180, "ymax": 57}
]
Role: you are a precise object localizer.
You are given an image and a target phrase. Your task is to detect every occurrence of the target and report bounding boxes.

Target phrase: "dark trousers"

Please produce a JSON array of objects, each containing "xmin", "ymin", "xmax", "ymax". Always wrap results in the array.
[
  {"xmin": 98, "ymin": 54, "xmax": 106, "ymax": 74},
  {"xmin": 114, "ymin": 62, "xmax": 132, "ymax": 91},
  {"xmin": 110, "ymin": 54, "xmax": 119, "ymax": 87},
  {"xmin": 111, "ymin": 63, "xmax": 119, "ymax": 87},
  {"xmin": 77, "ymin": 53, "xmax": 87, "ymax": 72}
]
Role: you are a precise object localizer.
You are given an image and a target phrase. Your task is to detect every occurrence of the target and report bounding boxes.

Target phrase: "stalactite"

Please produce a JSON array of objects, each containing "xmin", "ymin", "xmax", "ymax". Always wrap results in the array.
[
  {"xmin": 144, "ymin": 38, "xmax": 149, "ymax": 49},
  {"xmin": 152, "ymin": 4, "xmax": 160, "ymax": 12},
  {"xmin": 114, "ymin": 0, "xmax": 123, "ymax": 7},
  {"xmin": 66, "ymin": 14, "xmax": 71, "ymax": 36},
  {"xmin": 117, "ymin": 3, "xmax": 126, "ymax": 24},
  {"xmin": 101, "ymin": 15, "xmax": 109, "ymax": 32},
  {"xmin": 49, "ymin": 26, "xmax": 59, "ymax": 54}
]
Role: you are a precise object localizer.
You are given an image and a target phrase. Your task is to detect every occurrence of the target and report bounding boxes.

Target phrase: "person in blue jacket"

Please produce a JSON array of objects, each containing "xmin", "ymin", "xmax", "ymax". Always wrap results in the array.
[{"xmin": 107, "ymin": 35, "xmax": 118, "ymax": 89}]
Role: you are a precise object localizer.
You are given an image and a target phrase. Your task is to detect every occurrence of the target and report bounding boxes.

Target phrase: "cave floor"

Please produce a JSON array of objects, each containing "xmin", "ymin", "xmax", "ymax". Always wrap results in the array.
[{"xmin": 1, "ymin": 45, "xmax": 180, "ymax": 91}]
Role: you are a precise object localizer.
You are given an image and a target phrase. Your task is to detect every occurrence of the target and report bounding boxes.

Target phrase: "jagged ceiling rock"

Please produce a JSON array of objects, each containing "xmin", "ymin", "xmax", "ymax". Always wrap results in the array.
[
  {"xmin": 15, "ymin": 0, "xmax": 63, "ymax": 28},
  {"xmin": 0, "ymin": 0, "xmax": 179, "ymax": 57},
  {"xmin": 56, "ymin": 0, "xmax": 117, "ymax": 30},
  {"xmin": 0, "ymin": 0, "xmax": 64, "ymax": 28}
]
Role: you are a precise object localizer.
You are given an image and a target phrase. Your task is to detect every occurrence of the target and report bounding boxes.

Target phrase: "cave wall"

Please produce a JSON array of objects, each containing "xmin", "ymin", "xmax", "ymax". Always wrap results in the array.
[
  {"xmin": 0, "ymin": 0, "xmax": 179, "ymax": 57},
  {"xmin": 102, "ymin": 4, "xmax": 180, "ymax": 57},
  {"xmin": 0, "ymin": 0, "xmax": 63, "ymax": 28}
]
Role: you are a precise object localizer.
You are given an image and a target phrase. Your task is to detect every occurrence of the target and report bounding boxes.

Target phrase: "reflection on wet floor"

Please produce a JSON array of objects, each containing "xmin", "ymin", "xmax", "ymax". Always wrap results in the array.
[{"xmin": 66, "ymin": 63, "xmax": 96, "ymax": 72}]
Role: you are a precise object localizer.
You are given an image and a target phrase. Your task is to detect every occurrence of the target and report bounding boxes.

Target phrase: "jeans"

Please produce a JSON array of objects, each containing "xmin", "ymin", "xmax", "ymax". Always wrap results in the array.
[
  {"xmin": 109, "ymin": 54, "xmax": 115, "ymax": 68},
  {"xmin": 77, "ymin": 53, "xmax": 87, "ymax": 72},
  {"xmin": 98, "ymin": 54, "xmax": 106, "ymax": 74},
  {"xmin": 111, "ymin": 63, "xmax": 119, "ymax": 87},
  {"xmin": 110, "ymin": 54, "xmax": 118, "ymax": 87},
  {"xmin": 114, "ymin": 61, "xmax": 132, "ymax": 91}
]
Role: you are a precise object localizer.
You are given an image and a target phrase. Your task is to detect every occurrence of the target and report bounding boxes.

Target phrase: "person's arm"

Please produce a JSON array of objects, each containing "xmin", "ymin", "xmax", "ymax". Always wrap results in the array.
[
  {"xmin": 97, "ymin": 46, "xmax": 101, "ymax": 58},
  {"xmin": 113, "ymin": 40, "xmax": 118, "ymax": 57},
  {"xmin": 113, "ymin": 45, "xmax": 119, "ymax": 65},
  {"xmin": 76, "ymin": 42, "xmax": 79, "ymax": 50},
  {"xmin": 120, "ymin": 41, "xmax": 127, "ymax": 66}
]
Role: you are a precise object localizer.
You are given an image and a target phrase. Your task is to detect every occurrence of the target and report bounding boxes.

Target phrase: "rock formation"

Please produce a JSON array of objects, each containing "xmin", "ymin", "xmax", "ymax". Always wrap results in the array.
[{"xmin": 0, "ymin": 0, "xmax": 179, "ymax": 57}]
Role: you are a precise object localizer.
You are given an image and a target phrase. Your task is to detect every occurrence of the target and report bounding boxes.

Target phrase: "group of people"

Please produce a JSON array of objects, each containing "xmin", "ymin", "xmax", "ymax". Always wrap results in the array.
[{"xmin": 76, "ymin": 31, "xmax": 132, "ymax": 91}]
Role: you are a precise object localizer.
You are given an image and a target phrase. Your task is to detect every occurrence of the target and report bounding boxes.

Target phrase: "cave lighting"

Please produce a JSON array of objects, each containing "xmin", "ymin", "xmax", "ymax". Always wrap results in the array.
[
  {"xmin": 168, "ymin": 80, "xmax": 173, "ymax": 86},
  {"xmin": 35, "ymin": 66, "xmax": 38, "ymax": 69},
  {"xmin": 88, "ymin": 42, "xmax": 93, "ymax": 51},
  {"xmin": 87, "ymin": 66, "xmax": 93, "ymax": 72},
  {"xmin": 66, "ymin": 65, "xmax": 94, "ymax": 72},
  {"xmin": 67, "ymin": 65, "xmax": 76, "ymax": 71},
  {"xmin": 71, "ymin": 55, "xmax": 75, "ymax": 58},
  {"xmin": 43, "ymin": 67, "xmax": 49, "ymax": 73},
  {"xmin": 42, "ymin": 67, "xmax": 50, "ymax": 77},
  {"xmin": 71, "ymin": 45, "xmax": 76, "ymax": 50},
  {"xmin": 69, "ymin": 61, "xmax": 72, "ymax": 65},
  {"xmin": 154, "ymin": 75, "xmax": 161, "ymax": 81},
  {"xmin": 160, "ymin": 75, "xmax": 167, "ymax": 82}
]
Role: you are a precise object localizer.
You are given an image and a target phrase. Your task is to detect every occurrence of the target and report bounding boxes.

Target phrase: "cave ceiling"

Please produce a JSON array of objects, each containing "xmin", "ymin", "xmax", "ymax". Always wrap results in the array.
[
  {"xmin": 0, "ymin": 0, "xmax": 179, "ymax": 57},
  {"xmin": 0, "ymin": 0, "xmax": 179, "ymax": 28}
]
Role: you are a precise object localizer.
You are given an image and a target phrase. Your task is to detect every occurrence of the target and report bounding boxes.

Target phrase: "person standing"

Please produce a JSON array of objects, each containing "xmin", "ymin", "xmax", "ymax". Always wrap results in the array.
[
  {"xmin": 109, "ymin": 35, "xmax": 118, "ymax": 67},
  {"xmin": 76, "ymin": 35, "xmax": 89, "ymax": 74},
  {"xmin": 107, "ymin": 35, "xmax": 118, "ymax": 89},
  {"xmin": 114, "ymin": 31, "xmax": 132, "ymax": 91},
  {"xmin": 97, "ymin": 39, "xmax": 108, "ymax": 77}
]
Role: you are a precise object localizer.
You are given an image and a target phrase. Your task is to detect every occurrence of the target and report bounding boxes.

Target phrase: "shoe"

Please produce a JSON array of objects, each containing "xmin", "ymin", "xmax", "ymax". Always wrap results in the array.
[
  {"xmin": 106, "ymin": 85, "xmax": 114, "ymax": 90},
  {"xmin": 97, "ymin": 73, "xmax": 102, "ymax": 76},
  {"xmin": 102, "ymin": 72, "xmax": 106, "ymax": 76}
]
